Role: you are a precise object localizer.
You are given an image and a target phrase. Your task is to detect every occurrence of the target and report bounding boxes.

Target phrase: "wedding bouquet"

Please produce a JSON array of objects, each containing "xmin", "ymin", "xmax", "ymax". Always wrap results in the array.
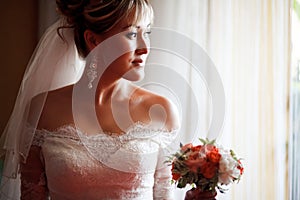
[{"xmin": 167, "ymin": 138, "xmax": 243, "ymax": 196}]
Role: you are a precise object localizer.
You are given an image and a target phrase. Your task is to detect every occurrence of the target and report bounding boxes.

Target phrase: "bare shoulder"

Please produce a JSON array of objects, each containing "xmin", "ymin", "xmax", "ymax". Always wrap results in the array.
[
  {"xmin": 132, "ymin": 86, "xmax": 180, "ymax": 131},
  {"xmin": 28, "ymin": 86, "xmax": 74, "ymax": 130}
]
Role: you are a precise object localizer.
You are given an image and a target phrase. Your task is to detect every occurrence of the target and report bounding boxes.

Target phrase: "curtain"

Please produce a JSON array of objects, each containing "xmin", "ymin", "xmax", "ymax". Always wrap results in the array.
[
  {"xmin": 289, "ymin": 2, "xmax": 300, "ymax": 199},
  {"xmin": 150, "ymin": 0, "xmax": 291, "ymax": 199}
]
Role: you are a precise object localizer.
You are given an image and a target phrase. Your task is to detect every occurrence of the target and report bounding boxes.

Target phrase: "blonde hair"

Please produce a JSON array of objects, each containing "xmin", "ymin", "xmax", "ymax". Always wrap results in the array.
[{"xmin": 56, "ymin": 0, "xmax": 153, "ymax": 57}]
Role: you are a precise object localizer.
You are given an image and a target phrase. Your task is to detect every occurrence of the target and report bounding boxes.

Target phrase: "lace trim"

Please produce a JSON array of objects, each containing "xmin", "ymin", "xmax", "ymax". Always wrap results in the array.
[
  {"xmin": 31, "ymin": 127, "xmax": 81, "ymax": 147},
  {"xmin": 30, "ymin": 121, "xmax": 178, "ymax": 147},
  {"xmin": 29, "ymin": 122, "xmax": 178, "ymax": 173}
]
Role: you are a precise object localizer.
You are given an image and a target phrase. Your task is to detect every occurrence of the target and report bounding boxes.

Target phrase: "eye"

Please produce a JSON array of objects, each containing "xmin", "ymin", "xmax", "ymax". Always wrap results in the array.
[
  {"xmin": 143, "ymin": 30, "xmax": 152, "ymax": 38},
  {"xmin": 126, "ymin": 32, "xmax": 137, "ymax": 40}
]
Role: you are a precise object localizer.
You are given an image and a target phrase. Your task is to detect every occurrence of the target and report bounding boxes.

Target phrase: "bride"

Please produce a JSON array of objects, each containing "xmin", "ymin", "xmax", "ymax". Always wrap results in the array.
[{"xmin": 0, "ymin": 0, "xmax": 179, "ymax": 199}]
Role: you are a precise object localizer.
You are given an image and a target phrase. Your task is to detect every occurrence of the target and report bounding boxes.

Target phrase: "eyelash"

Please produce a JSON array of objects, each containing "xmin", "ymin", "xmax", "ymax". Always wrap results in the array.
[{"xmin": 144, "ymin": 31, "xmax": 151, "ymax": 38}]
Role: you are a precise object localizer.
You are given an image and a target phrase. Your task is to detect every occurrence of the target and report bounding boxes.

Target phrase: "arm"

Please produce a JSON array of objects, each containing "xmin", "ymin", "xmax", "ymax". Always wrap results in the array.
[
  {"xmin": 153, "ymin": 151, "xmax": 174, "ymax": 200},
  {"xmin": 20, "ymin": 146, "xmax": 48, "ymax": 200},
  {"xmin": 153, "ymin": 95, "xmax": 179, "ymax": 199}
]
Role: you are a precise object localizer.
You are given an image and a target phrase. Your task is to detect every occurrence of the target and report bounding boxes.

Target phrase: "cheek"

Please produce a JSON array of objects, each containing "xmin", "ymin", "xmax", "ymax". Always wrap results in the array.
[
  {"xmin": 101, "ymin": 35, "xmax": 136, "ymax": 62},
  {"xmin": 117, "ymin": 38, "xmax": 137, "ymax": 53},
  {"xmin": 110, "ymin": 53, "xmax": 133, "ymax": 71},
  {"xmin": 118, "ymin": 52, "xmax": 134, "ymax": 63}
]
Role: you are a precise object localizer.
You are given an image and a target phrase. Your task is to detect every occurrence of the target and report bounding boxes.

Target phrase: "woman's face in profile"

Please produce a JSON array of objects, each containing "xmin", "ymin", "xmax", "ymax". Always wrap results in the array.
[{"xmin": 94, "ymin": 16, "xmax": 152, "ymax": 82}]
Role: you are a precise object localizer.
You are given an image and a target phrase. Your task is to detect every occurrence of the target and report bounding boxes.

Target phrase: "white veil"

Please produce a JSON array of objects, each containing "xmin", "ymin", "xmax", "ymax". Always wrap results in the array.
[{"xmin": 0, "ymin": 18, "xmax": 85, "ymax": 199}]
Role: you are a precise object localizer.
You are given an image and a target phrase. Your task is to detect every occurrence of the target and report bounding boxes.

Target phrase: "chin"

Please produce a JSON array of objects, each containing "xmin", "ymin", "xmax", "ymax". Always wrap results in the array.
[{"xmin": 122, "ymin": 68, "xmax": 145, "ymax": 82}]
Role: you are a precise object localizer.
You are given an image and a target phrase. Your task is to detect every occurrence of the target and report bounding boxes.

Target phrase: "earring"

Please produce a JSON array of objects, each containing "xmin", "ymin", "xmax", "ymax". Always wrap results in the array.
[{"xmin": 87, "ymin": 58, "xmax": 97, "ymax": 89}]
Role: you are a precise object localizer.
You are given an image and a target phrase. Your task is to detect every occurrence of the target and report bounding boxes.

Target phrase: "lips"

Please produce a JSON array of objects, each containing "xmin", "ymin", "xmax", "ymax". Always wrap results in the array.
[{"xmin": 132, "ymin": 59, "xmax": 144, "ymax": 66}]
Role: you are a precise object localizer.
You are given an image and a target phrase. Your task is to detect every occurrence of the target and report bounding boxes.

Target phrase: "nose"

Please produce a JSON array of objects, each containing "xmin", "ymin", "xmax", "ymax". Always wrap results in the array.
[
  {"xmin": 135, "ymin": 47, "xmax": 148, "ymax": 55},
  {"xmin": 135, "ymin": 36, "xmax": 149, "ymax": 55}
]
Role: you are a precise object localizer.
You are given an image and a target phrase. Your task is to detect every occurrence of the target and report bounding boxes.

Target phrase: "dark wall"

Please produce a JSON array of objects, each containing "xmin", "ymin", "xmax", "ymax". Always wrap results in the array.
[{"xmin": 0, "ymin": 0, "xmax": 38, "ymax": 134}]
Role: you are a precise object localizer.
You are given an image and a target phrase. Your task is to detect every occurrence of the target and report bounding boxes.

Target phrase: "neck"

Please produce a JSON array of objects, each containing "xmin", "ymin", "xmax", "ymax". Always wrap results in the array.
[{"xmin": 96, "ymin": 78, "xmax": 132, "ymax": 105}]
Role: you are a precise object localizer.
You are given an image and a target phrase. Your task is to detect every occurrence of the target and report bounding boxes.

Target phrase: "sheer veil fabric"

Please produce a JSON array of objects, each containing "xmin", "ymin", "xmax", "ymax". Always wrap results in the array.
[{"xmin": 0, "ymin": 18, "xmax": 85, "ymax": 199}]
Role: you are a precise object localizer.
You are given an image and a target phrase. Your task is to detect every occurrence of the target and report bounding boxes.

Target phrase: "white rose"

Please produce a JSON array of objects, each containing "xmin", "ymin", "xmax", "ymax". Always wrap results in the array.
[{"xmin": 218, "ymin": 150, "xmax": 239, "ymax": 185}]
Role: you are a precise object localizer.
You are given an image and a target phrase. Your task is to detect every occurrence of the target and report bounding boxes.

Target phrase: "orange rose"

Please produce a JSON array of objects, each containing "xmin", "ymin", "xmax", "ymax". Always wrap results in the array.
[
  {"xmin": 191, "ymin": 145, "xmax": 202, "ymax": 152},
  {"xmin": 172, "ymin": 172, "xmax": 181, "ymax": 181},
  {"xmin": 185, "ymin": 157, "xmax": 205, "ymax": 173},
  {"xmin": 207, "ymin": 147, "xmax": 221, "ymax": 164},
  {"xmin": 200, "ymin": 161, "xmax": 218, "ymax": 179}
]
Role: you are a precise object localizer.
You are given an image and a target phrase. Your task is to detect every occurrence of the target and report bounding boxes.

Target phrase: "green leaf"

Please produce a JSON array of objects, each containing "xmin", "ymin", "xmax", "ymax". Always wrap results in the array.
[
  {"xmin": 199, "ymin": 138, "xmax": 216, "ymax": 145},
  {"xmin": 199, "ymin": 138, "xmax": 207, "ymax": 144},
  {"xmin": 208, "ymin": 139, "xmax": 216, "ymax": 145},
  {"xmin": 177, "ymin": 178, "xmax": 187, "ymax": 188},
  {"xmin": 230, "ymin": 149, "xmax": 239, "ymax": 161}
]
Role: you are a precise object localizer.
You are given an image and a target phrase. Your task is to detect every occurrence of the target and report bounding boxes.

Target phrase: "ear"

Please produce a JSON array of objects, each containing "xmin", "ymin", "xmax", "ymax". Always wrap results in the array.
[{"xmin": 84, "ymin": 30, "xmax": 100, "ymax": 52}]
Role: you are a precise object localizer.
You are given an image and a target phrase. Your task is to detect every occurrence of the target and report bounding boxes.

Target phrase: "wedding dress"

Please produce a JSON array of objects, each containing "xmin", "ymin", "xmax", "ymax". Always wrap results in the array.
[{"xmin": 21, "ymin": 122, "xmax": 176, "ymax": 200}]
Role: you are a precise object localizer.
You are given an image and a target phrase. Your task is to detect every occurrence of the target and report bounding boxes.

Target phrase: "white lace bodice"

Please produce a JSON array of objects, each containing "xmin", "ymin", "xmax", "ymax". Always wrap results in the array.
[{"xmin": 22, "ymin": 123, "xmax": 177, "ymax": 200}]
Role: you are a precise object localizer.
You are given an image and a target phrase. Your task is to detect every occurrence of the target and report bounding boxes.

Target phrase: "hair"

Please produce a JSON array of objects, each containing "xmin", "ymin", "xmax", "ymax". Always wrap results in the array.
[{"xmin": 56, "ymin": 0, "xmax": 153, "ymax": 58}]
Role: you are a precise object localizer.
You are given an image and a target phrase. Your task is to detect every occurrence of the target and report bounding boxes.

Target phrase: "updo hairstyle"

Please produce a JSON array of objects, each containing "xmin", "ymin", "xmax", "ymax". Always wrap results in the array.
[{"xmin": 56, "ymin": 0, "xmax": 153, "ymax": 58}]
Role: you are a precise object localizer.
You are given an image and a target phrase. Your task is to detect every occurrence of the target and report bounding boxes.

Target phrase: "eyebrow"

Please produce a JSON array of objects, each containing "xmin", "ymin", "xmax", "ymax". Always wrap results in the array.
[{"xmin": 122, "ymin": 23, "xmax": 151, "ymax": 30}]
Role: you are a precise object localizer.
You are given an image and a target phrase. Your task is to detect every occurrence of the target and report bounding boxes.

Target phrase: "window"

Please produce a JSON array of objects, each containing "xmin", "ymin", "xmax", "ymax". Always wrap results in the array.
[{"xmin": 289, "ymin": 0, "xmax": 300, "ymax": 199}]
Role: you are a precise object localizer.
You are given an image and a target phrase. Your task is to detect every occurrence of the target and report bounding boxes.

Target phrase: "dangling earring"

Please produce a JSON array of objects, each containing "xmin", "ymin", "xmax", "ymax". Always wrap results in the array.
[{"xmin": 87, "ymin": 57, "xmax": 97, "ymax": 89}]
